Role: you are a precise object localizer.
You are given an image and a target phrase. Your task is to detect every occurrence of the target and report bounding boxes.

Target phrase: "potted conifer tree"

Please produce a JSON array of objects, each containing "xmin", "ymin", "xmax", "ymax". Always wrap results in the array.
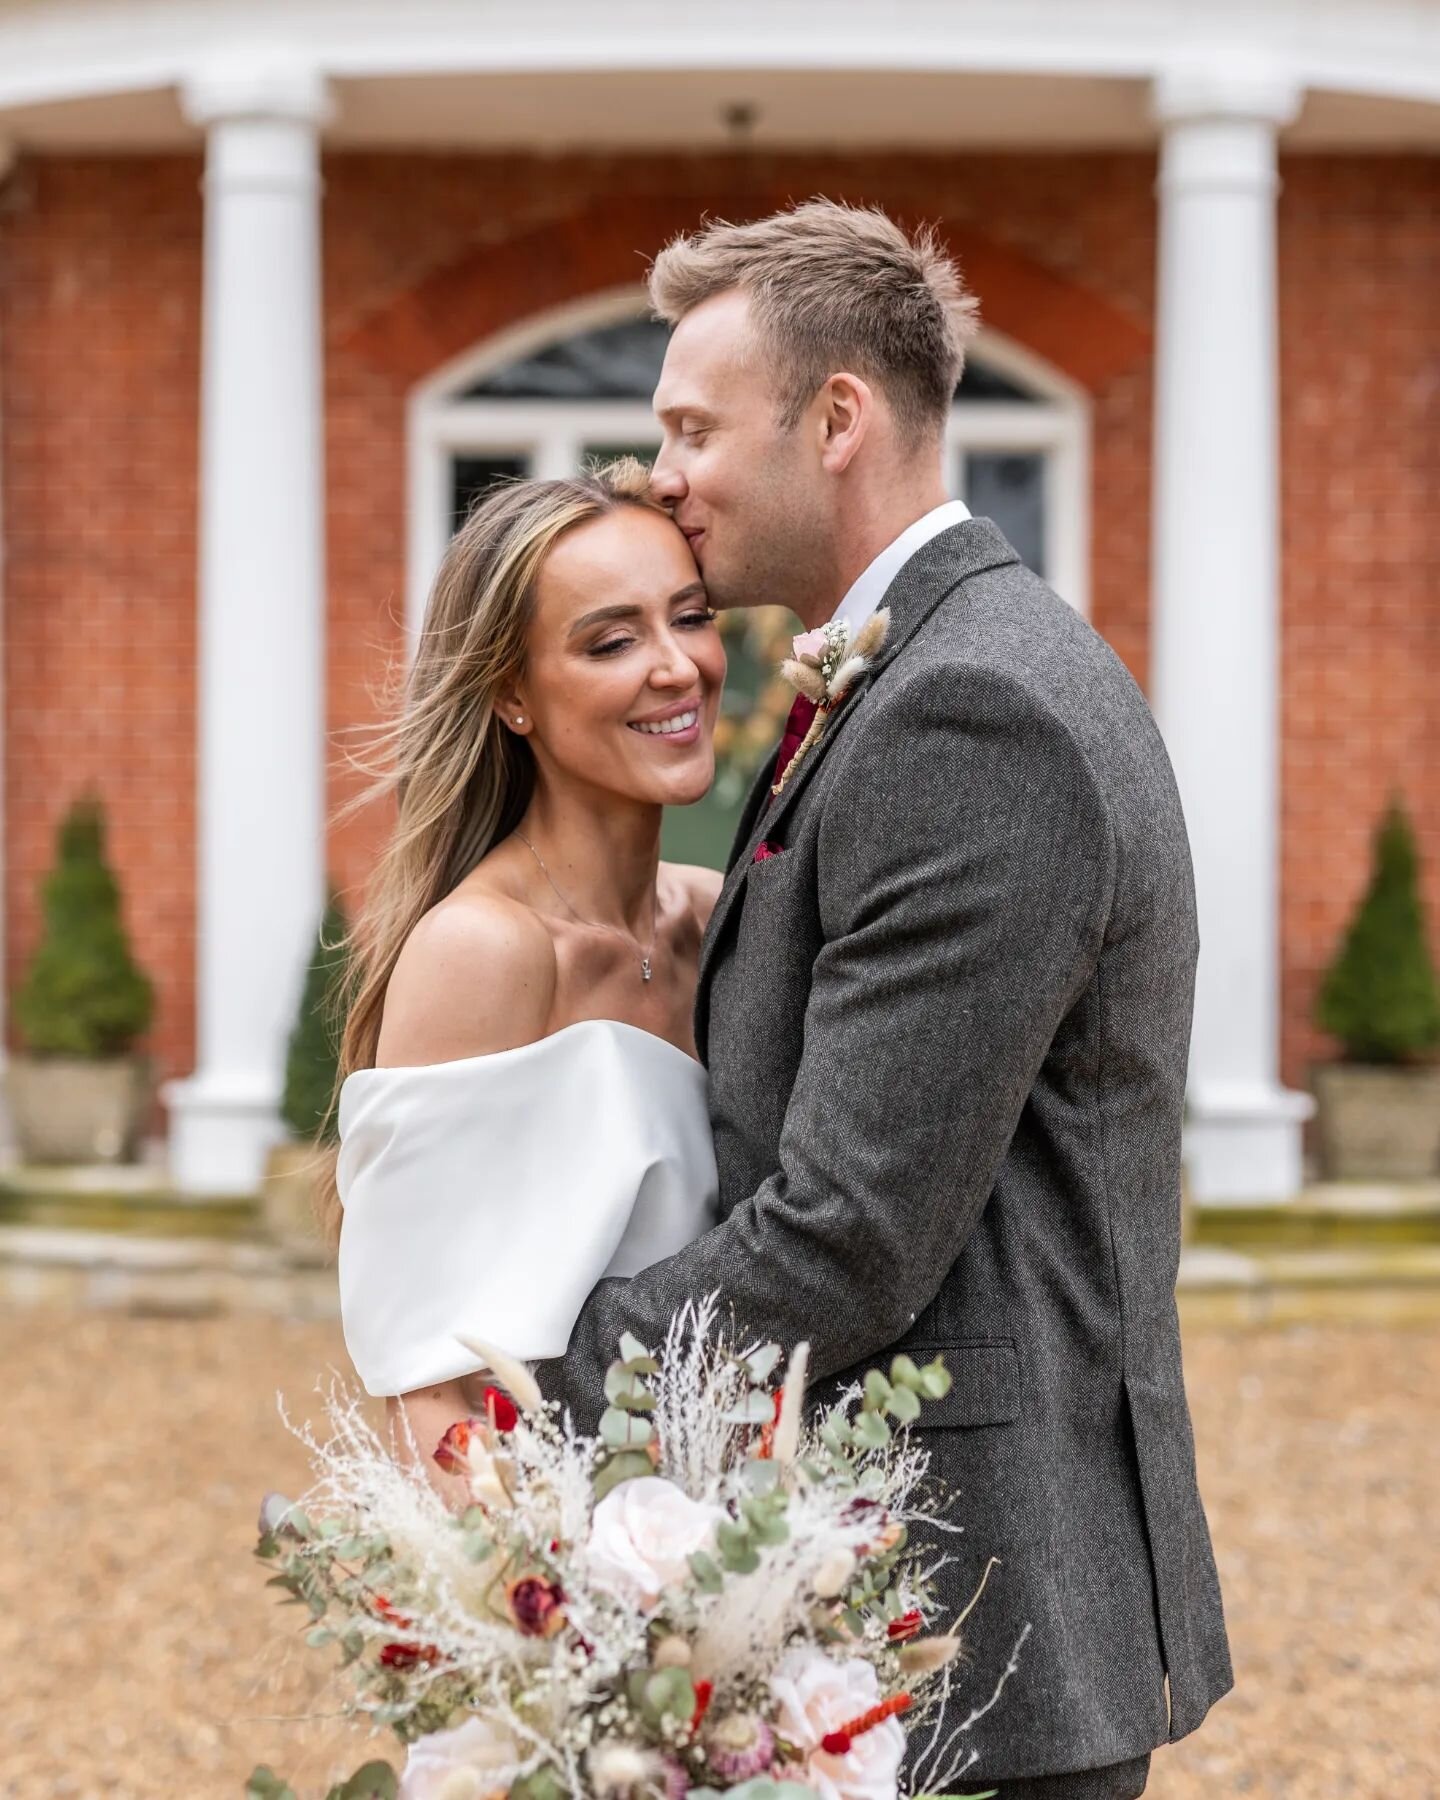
[
  {"xmin": 261, "ymin": 889, "xmax": 351, "ymax": 1249},
  {"xmin": 7, "ymin": 796, "xmax": 155, "ymax": 1163},
  {"xmin": 1313, "ymin": 796, "xmax": 1440, "ymax": 1179}
]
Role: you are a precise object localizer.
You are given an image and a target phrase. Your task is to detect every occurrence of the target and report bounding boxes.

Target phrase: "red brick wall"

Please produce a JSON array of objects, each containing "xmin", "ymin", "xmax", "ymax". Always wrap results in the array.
[
  {"xmin": 2, "ymin": 149, "xmax": 1435, "ymax": 1103},
  {"xmin": 1277, "ymin": 157, "xmax": 1440, "ymax": 1089}
]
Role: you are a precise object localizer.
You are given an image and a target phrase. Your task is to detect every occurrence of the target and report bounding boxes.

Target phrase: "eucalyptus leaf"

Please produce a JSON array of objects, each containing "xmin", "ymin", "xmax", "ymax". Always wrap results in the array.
[
  {"xmin": 821, "ymin": 1417, "xmax": 852, "ymax": 1455},
  {"xmin": 511, "ymin": 1767, "xmax": 566, "ymax": 1800},
  {"xmin": 744, "ymin": 1344, "xmax": 784, "ymax": 1382},
  {"xmin": 246, "ymin": 1770, "xmax": 298, "ymax": 1800},
  {"xmin": 742, "ymin": 1457, "xmax": 781, "ymax": 1493},
  {"xmin": 889, "ymin": 1354, "xmax": 923, "ymax": 1390},
  {"xmin": 851, "ymin": 1409, "xmax": 891, "ymax": 1450},
  {"xmin": 617, "ymin": 1331, "xmax": 652, "ymax": 1365},
  {"xmin": 340, "ymin": 1763, "xmax": 399, "ymax": 1800},
  {"xmin": 306, "ymin": 1625, "xmax": 335, "ymax": 1648},
  {"xmin": 920, "ymin": 1357, "xmax": 953, "ymax": 1398},
  {"xmin": 601, "ymin": 1407, "xmax": 655, "ymax": 1449},
  {"xmin": 689, "ymin": 1550, "xmax": 724, "ymax": 1593},
  {"xmin": 593, "ymin": 1449, "xmax": 654, "ymax": 1501},
  {"xmin": 716, "ymin": 1520, "xmax": 760, "ymax": 1573},
  {"xmin": 722, "ymin": 1391, "xmax": 776, "ymax": 1424},
  {"xmin": 691, "ymin": 1782, "xmax": 817, "ymax": 1800},
  {"xmin": 645, "ymin": 1666, "xmax": 695, "ymax": 1720},
  {"xmin": 886, "ymin": 1385, "xmax": 921, "ymax": 1423},
  {"xmin": 863, "ymin": 1370, "xmax": 892, "ymax": 1412}
]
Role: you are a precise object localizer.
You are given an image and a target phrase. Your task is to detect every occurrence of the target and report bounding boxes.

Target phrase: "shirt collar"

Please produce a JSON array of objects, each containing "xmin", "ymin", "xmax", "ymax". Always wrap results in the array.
[{"xmin": 829, "ymin": 498, "xmax": 972, "ymax": 638}]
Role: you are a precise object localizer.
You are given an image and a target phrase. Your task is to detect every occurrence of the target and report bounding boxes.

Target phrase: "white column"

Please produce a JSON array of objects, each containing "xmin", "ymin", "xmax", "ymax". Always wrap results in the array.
[
  {"xmin": 1151, "ymin": 61, "xmax": 1312, "ymax": 1205},
  {"xmin": 163, "ymin": 59, "xmax": 331, "ymax": 1194}
]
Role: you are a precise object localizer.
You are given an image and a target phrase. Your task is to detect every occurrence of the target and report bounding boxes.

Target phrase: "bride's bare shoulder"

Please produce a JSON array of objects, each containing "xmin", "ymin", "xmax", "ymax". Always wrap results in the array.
[
  {"xmin": 375, "ymin": 887, "xmax": 556, "ymax": 1068},
  {"xmin": 664, "ymin": 861, "xmax": 725, "ymax": 931}
]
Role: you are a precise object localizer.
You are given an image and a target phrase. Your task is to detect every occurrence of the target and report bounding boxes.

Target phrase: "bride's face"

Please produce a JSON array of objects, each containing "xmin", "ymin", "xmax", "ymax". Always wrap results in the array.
[{"xmin": 512, "ymin": 505, "xmax": 726, "ymax": 809}]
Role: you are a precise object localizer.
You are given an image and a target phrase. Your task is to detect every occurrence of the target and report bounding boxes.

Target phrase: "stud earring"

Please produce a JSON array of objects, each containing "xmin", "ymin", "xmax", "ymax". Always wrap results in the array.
[{"xmin": 514, "ymin": 715, "xmax": 525, "ymax": 726}]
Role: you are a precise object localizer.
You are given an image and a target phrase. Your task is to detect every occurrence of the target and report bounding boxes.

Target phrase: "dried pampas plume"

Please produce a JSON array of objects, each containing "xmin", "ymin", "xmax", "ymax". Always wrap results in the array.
[
  {"xmin": 772, "ymin": 1341, "xmax": 809, "ymax": 1468},
  {"xmin": 778, "ymin": 660, "xmax": 827, "ymax": 704},
  {"xmin": 852, "ymin": 607, "xmax": 890, "ymax": 663},
  {"xmin": 453, "ymin": 1334, "xmax": 544, "ymax": 1415}
]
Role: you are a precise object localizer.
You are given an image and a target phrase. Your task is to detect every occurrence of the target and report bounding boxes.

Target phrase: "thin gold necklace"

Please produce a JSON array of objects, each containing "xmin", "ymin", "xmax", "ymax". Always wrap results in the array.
[{"xmin": 514, "ymin": 830, "xmax": 659, "ymax": 983}]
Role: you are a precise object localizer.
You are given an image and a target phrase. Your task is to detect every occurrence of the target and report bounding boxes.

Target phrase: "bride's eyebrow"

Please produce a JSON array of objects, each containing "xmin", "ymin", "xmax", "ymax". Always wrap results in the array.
[{"xmin": 568, "ymin": 585, "xmax": 708, "ymax": 637}]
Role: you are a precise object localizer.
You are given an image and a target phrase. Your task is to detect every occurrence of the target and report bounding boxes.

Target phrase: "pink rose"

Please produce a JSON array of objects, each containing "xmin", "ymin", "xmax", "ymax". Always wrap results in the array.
[
  {"xmin": 585, "ymin": 1476, "xmax": 724, "ymax": 1611},
  {"xmin": 792, "ymin": 629, "xmax": 829, "ymax": 663},
  {"xmin": 768, "ymin": 1647, "xmax": 906, "ymax": 1800},
  {"xmin": 400, "ymin": 1715, "xmax": 518, "ymax": 1800}
]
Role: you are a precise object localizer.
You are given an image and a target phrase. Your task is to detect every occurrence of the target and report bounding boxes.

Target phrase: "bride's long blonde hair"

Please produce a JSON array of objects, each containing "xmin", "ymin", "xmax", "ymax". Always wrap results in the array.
[{"xmin": 317, "ymin": 459, "xmax": 659, "ymax": 1244}]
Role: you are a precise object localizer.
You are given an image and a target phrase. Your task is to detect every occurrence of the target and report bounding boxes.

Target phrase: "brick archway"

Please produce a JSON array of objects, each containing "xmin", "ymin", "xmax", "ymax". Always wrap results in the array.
[{"xmin": 337, "ymin": 190, "xmax": 1150, "ymax": 396}]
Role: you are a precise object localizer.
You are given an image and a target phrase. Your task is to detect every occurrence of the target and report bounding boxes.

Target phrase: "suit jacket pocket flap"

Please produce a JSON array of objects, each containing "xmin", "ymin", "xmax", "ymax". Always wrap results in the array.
[{"xmin": 910, "ymin": 1340, "xmax": 1019, "ymax": 1429}]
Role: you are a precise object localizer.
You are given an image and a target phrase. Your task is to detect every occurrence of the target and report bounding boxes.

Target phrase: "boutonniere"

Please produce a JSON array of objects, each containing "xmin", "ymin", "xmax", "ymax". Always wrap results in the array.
[{"xmin": 772, "ymin": 609, "xmax": 890, "ymax": 797}]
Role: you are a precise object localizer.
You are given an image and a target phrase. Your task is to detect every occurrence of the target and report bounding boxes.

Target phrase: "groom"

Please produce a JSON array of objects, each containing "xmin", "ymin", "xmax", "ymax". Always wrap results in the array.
[{"xmin": 534, "ymin": 200, "xmax": 1231, "ymax": 1797}]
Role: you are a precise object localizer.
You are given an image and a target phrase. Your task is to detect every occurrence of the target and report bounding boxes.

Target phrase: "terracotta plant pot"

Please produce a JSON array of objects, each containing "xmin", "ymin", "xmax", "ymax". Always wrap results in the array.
[
  {"xmin": 261, "ymin": 1138, "xmax": 338, "ymax": 1253},
  {"xmin": 4, "ymin": 1053, "xmax": 151, "ymax": 1165},
  {"xmin": 1312, "ymin": 1062, "xmax": 1440, "ymax": 1181}
]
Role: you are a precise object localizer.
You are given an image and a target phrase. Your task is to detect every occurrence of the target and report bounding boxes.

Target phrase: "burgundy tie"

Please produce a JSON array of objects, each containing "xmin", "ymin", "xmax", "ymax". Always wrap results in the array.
[{"xmin": 767, "ymin": 694, "xmax": 818, "ymax": 809}]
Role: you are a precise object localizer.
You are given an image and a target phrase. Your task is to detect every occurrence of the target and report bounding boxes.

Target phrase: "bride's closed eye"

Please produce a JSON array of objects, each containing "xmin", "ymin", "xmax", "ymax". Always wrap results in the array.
[{"xmin": 589, "ymin": 608, "xmax": 717, "ymax": 658}]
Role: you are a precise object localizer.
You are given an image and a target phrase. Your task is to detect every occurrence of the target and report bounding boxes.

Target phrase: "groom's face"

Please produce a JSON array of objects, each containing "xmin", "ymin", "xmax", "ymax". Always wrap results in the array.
[{"xmin": 652, "ymin": 290, "xmax": 831, "ymax": 614}]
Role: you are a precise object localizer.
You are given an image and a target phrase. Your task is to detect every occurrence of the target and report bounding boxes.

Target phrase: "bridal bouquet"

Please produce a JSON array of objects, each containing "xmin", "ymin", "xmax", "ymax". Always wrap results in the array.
[{"xmin": 249, "ymin": 1300, "xmax": 1019, "ymax": 1800}]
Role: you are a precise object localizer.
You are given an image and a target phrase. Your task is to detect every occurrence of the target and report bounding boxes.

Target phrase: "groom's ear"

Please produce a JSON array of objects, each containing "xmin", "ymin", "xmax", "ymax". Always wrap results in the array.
[{"xmin": 817, "ymin": 371, "xmax": 873, "ymax": 476}]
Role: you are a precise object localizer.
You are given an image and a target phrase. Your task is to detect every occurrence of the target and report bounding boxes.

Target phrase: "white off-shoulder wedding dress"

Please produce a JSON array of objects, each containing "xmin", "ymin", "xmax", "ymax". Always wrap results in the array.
[{"xmin": 335, "ymin": 1018, "xmax": 720, "ymax": 1397}]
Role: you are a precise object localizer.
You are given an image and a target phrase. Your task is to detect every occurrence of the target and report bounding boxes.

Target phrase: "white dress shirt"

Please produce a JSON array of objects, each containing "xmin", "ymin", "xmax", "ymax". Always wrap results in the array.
[{"xmin": 830, "ymin": 497, "xmax": 972, "ymax": 637}]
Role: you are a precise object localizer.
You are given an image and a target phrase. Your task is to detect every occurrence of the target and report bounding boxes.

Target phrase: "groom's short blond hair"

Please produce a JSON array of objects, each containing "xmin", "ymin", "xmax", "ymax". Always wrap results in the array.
[{"xmin": 648, "ymin": 199, "xmax": 980, "ymax": 449}]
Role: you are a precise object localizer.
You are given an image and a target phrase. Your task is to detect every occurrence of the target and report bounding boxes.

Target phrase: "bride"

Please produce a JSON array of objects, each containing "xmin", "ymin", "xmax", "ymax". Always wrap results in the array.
[{"xmin": 324, "ymin": 460, "xmax": 727, "ymax": 1503}]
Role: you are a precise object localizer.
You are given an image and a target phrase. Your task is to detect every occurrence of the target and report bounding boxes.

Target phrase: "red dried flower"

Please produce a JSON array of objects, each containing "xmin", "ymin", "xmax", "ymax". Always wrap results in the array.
[
  {"xmin": 483, "ymin": 1386, "xmax": 519, "ymax": 1433},
  {"xmin": 887, "ymin": 1610, "xmax": 923, "ymax": 1643},
  {"xmin": 689, "ymin": 1678, "xmax": 715, "ymax": 1736},
  {"xmin": 506, "ymin": 1574, "xmax": 566, "ymax": 1637},
  {"xmin": 433, "ymin": 1417, "xmax": 481, "ymax": 1474},
  {"xmin": 820, "ymin": 1692, "xmax": 913, "ymax": 1756},
  {"xmin": 378, "ymin": 1639, "xmax": 442, "ymax": 1670}
]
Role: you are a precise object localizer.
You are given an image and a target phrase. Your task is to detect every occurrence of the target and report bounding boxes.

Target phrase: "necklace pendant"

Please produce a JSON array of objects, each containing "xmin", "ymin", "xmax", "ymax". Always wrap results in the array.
[{"xmin": 641, "ymin": 957, "xmax": 653, "ymax": 982}]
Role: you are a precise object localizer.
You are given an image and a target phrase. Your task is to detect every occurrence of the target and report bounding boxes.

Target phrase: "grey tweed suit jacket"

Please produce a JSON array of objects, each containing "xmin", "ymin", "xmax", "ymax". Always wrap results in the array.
[{"xmin": 535, "ymin": 518, "xmax": 1232, "ymax": 1782}]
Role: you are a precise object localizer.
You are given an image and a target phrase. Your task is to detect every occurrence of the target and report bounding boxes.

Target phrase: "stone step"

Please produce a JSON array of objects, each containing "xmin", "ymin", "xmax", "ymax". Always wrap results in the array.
[
  {"xmin": 3, "ymin": 1220, "xmax": 1440, "ymax": 1327},
  {"xmin": 1189, "ymin": 1181, "xmax": 1440, "ymax": 1252},
  {"xmin": 0, "ymin": 1164, "xmax": 259, "ymax": 1239},
  {"xmin": 1177, "ymin": 1242, "xmax": 1440, "ymax": 1327}
]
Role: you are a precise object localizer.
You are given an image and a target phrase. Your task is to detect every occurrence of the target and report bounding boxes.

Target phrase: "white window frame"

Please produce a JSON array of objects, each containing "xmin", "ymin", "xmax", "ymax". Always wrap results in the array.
[{"xmin": 407, "ymin": 288, "xmax": 1090, "ymax": 643}]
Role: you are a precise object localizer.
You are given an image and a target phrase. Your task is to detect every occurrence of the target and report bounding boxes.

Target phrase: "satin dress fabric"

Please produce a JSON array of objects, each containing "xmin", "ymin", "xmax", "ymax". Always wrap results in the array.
[{"xmin": 335, "ymin": 1019, "xmax": 720, "ymax": 1398}]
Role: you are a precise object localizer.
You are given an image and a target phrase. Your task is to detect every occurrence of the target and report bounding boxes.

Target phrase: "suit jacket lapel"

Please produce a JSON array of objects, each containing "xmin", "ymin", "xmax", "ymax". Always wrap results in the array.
[{"xmin": 693, "ymin": 517, "xmax": 1020, "ymax": 1057}]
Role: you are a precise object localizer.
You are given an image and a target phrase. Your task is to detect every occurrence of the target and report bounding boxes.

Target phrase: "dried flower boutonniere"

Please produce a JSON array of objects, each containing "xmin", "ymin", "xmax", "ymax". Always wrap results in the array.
[{"xmin": 772, "ymin": 608, "xmax": 890, "ymax": 797}]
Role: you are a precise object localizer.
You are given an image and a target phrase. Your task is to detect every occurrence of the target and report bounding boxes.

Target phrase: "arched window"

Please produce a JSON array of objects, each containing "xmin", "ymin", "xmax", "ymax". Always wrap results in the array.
[{"xmin": 408, "ymin": 293, "xmax": 1090, "ymax": 864}]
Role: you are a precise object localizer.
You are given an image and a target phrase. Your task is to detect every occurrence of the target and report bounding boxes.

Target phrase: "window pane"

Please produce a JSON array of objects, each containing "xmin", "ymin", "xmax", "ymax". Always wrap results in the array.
[
  {"xmin": 581, "ymin": 442, "xmax": 658, "ymax": 471},
  {"xmin": 464, "ymin": 317, "xmax": 670, "ymax": 401},
  {"xmin": 451, "ymin": 455, "xmax": 529, "ymax": 532},
  {"xmin": 965, "ymin": 452, "xmax": 1046, "ymax": 577},
  {"xmin": 954, "ymin": 360, "xmax": 1038, "ymax": 404}
]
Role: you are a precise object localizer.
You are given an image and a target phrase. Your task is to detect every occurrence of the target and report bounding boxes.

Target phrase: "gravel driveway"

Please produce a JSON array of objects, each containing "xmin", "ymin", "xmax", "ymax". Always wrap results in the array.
[{"xmin": 2, "ymin": 1316, "xmax": 1434, "ymax": 1798}]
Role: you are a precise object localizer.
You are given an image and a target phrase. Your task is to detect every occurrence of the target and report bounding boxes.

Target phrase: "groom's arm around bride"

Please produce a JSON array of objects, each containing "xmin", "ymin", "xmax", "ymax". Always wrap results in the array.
[{"xmin": 534, "ymin": 201, "xmax": 1231, "ymax": 1797}]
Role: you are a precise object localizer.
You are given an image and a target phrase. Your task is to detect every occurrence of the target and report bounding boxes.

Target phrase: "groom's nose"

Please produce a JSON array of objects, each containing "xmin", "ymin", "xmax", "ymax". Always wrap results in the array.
[{"xmin": 649, "ymin": 446, "xmax": 685, "ymax": 505}]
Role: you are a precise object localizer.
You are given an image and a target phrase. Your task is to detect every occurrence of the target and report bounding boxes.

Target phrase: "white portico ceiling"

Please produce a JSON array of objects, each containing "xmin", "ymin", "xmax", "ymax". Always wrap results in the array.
[{"xmin": 0, "ymin": 0, "xmax": 1437, "ymax": 150}]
